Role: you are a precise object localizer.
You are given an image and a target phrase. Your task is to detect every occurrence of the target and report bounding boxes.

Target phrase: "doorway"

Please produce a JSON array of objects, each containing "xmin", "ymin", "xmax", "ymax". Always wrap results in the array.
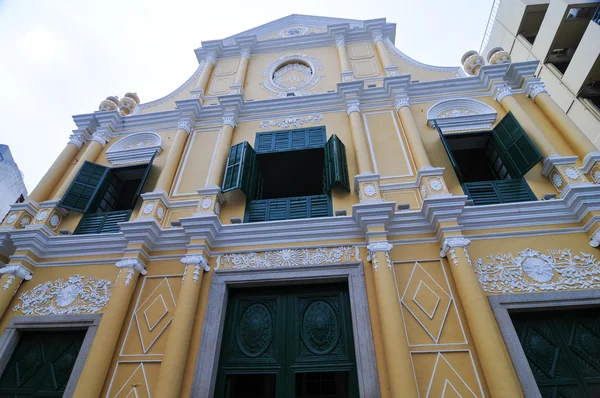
[{"xmin": 215, "ymin": 283, "xmax": 359, "ymax": 398}]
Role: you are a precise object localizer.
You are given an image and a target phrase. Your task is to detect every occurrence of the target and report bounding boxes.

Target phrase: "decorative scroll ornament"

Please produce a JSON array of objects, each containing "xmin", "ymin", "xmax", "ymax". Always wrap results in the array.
[
  {"xmin": 181, "ymin": 254, "xmax": 210, "ymax": 283},
  {"xmin": 116, "ymin": 258, "xmax": 147, "ymax": 286},
  {"xmin": 177, "ymin": 120, "xmax": 192, "ymax": 133},
  {"xmin": 13, "ymin": 275, "xmax": 112, "ymax": 315},
  {"xmin": 474, "ymin": 248, "xmax": 600, "ymax": 293},
  {"xmin": 526, "ymin": 83, "xmax": 547, "ymax": 100},
  {"xmin": 259, "ymin": 53, "xmax": 324, "ymax": 98},
  {"xmin": 0, "ymin": 264, "xmax": 33, "ymax": 281},
  {"xmin": 440, "ymin": 237, "xmax": 471, "ymax": 266},
  {"xmin": 367, "ymin": 241, "xmax": 393, "ymax": 271},
  {"xmin": 493, "ymin": 85, "xmax": 513, "ymax": 103},
  {"xmin": 259, "ymin": 114, "xmax": 323, "ymax": 130},
  {"xmin": 217, "ymin": 246, "xmax": 356, "ymax": 270}
]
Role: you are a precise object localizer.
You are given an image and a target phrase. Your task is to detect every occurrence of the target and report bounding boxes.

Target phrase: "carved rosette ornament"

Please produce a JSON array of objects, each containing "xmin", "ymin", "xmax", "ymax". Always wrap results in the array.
[
  {"xmin": 493, "ymin": 85, "xmax": 513, "ymax": 103},
  {"xmin": 367, "ymin": 241, "xmax": 393, "ymax": 271},
  {"xmin": 440, "ymin": 237, "xmax": 471, "ymax": 266},
  {"xmin": 13, "ymin": 274, "xmax": 112, "ymax": 315},
  {"xmin": 548, "ymin": 163, "xmax": 588, "ymax": 193},
  {"xmin": 474, "ymin": 248, "xmax": 600, "ymax": 293},
  {"xmin": 32, "ymin": 207, "xmax": 64, "ymax": 231},
  {"xmin": 181, "ymin": 254, "xmax": 210, "ymax": 283},
  {"xmin": 116, "ymin": 258, "xmax": 147, "ymax": 286},
  {"xmin": 526, "ymin": 83, "xmax": 548, "ymax": 100}
]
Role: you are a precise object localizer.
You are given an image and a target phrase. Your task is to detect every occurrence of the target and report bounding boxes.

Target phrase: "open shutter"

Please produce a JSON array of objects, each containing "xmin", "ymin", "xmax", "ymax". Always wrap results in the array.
[
  {"xmin": 222, "ymin": 142, "xmax": 261, "ymax": 198},
  {"xmin": 59, "ymin": 161, "xmax": 110, "ymax": 212},
  {"xmin": 323, "ymin": 135, "xmax": 350, "ymax": 192},
  {"xmin": 492, "ymin": 112, "xmax": 542, "ymax": 178},
  {"xmin": 128, "ymin": 153, "xmax": 156, "ymax": 209},
  {"xmin": 434, "ymin": 121, "xmax": 464, "ymax": 183},
  {"xmin": 255, "ymin": 127, "xmax": 326, "ymax": 154}
]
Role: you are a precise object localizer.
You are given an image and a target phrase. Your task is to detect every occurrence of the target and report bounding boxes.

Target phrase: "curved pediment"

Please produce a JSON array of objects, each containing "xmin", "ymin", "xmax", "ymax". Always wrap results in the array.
[
  {"xmin": 106, "ymin": 132, "xmax": 162, "ymax": 165},
  {"xmin": 427, "ymin": 99, "xmax": 497, "ymax": 132}
]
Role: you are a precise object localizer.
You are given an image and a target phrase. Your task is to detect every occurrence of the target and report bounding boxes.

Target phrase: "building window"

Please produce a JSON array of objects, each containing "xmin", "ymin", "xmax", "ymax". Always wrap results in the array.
[
  {"xmin": 436, "ymin": 112, "xmax": 541, "ymax": 205},
  {"xmin": 578, "ymin": 56, "xmax": 600, "ymax": 111},
  {"xmin": 222, "ymin": 127, "xmax": 350, "ymax": 222},
  {"xmin": 518, "ymin": 4, "xmax": 548, "ymax": 45},
  {"xmin": 59, "ymin": 157, "xmax": 154, "ymax": 234},
  {"xmin": 0, "ymin": 330, "xmax": 86, "ymax": 395}
]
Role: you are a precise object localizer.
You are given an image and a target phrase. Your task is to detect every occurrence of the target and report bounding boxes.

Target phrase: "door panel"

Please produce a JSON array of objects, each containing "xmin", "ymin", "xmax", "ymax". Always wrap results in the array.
[
  {"xmin": 511, "ymin": 309, "xmax": 600, "ymax": 398},
  {"xmin": 216, "ymin": 284, "xmax": 358, "ymax": 398}
]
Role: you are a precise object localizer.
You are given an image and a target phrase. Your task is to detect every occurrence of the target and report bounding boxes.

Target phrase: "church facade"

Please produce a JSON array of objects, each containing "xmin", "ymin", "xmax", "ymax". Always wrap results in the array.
[{"xmin": 0, "ymin": 14, "xmax": 599, "ymax": 398}]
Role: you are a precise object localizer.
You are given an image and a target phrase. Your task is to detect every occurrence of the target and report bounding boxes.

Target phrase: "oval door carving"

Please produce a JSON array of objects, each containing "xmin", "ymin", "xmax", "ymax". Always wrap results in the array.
[
  {"xmin": 236, "ymin": 303, "xmax": 273, "ymax": 358},
  {"xmin": 301, "ymin": 299, "xmax": 340, "ymax": 355}
]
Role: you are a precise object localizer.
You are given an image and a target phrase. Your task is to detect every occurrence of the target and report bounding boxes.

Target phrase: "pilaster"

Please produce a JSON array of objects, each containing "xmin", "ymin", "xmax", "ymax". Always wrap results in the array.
[
  {"xmin": 0, "ymin": 263, "xmax": 33, "ymax": 319},
  {"xmin": 542, "ymin": 155, "xmax": 592, "ymax": 197}
]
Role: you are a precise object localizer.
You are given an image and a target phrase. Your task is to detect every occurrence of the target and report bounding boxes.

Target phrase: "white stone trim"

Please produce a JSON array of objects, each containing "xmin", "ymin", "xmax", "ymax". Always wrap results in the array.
[
  {"xmin": 91, "ymin": 130, "xmax": 110, "ymax": 146},
  {"xmin": 581, "ymin": 151, "xmax": 600, "ymax": 174},
  {"xmin": 259, "ymin": 53, "xmax": 324, "ymax": 98},
  {"xmin": 177, "ymin": 120, "xmax": 192, "ymax": 134},
  {"xmin": 68, "ymin": 134, "xmax": 87, "ymax": 149},
  {"xmin": 525, "ymin": 83, "xmax": 547, "ymax": 100},
  {"xmin": 426, "ymin": 98, "xmax": 497, "ymax": 131},
  {"xmin": 493, "ymin": 84, "xmax": 513, "ymax": 103},
  {"xmin": 541, "ymin": 155, "xmax": 578, "ymax": 176},
  {"xmin": 115, "ymin": 258, "xmax": 147, "ymax": 275},
  {"xmin": 0, "ymin": 264, "xmax": 32, "ymax": 280},
  {"xmin": 394, "ymin": 97, "xmax": 410, "ymax": 110},
  {"xmin": 346, "ymin": 101, "xmax": 360, "ymax": 115},
  {"xmin": 106, "ymin": 132, "xmax": 161, "ymax": 165}
]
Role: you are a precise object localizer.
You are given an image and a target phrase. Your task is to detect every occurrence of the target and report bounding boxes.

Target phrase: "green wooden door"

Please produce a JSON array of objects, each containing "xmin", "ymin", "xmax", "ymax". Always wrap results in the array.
[
  {"xmin": 511, "ymin": 309, "xmax": 600, "ymax": 397},
  {"xmin": 216, "ymin": 284, "xmax": 358, "ymax": 398},
  {"xmin": 0, "ymin": 330, "xmax": 86, "ymax": 397}
]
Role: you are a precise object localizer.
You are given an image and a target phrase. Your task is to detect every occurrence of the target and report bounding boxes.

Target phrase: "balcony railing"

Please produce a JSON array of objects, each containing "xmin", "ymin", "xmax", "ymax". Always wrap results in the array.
[
  {"xmin": 462, "ymin": 179, "xmax": 537, "ymax": 206},
  {"xmin": 245, "ymin": 194, "xmax": 332, "ymax": 223},
  {"xmin": 74, "ymin": 210, "xmax": 132, "ymax": 235}
]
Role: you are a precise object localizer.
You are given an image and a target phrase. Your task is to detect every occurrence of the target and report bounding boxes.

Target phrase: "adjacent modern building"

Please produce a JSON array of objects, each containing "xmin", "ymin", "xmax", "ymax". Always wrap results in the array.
[
  {"xmin": 482, "ymin": 0, "xmax": 600, "ymax": 147},
  {"xmin": 0, "ymin": 12, "xmax": 600, "ymax": 398},
  {"xmin": 0, "ymin": 145, "xmax": 27, "ymax": 222}
]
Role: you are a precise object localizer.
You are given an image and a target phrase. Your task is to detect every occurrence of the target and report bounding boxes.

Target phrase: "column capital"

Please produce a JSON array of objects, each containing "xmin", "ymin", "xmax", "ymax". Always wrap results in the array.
[
  {"xmin": 493, "ymin": 85, "xmax": 513, "ymax": 103},
  {"xmin": 371, "ymin": 30, "xmax": 383, "ymax": 44},
  {"xmin": 205, "ymin": 50, "xmax": 217, "ymax": 65},
  {"xmin": 91, "ymin": 130, "xmax": 110, "ymax": 147},
  {"xmin": 367, "ymin": 241, "xmax": 393, "ymax": 271},
  {"xmin": 346, "ymin": 100, "xmax": 361, "ymax": 115},
  {"xmin": 590, "ymin": 228, "xmax": 600, "ymax": 247},
  {"xmin": 222, "ymin": 114, "xmax": 238, "ymax": 128},
  {"xmin": 181, "ymin": 254, "xmax": 210, "ymax": 282},
  {"xmin": 440, "ymin": 237, "xmax": 471, "ymax": 258},
  {"xmin": 177, "ymin": 119, "xmax": 192, "ymax": 134},
  {"xmin": 525, "ymin": 82, "xmax": 548, "ymax": 100},
  {"xmin": 394, "ymin": 96, "xmax": 410, "ymax": 111},
  {"xmin": 115, "ymin": 258, "xmax": 147, "ymax": 287},
  {"xmin": 335, "ymin": 34, "xmax": 345, "ymax": 48},
  {"xmin": 240, "ymin": 47, "xmax": 251, "ymax": 60},
  {"xmin": 68, "ymin": 133, "xmax": 87, "ymax": 149},
  {"xmin": 0, "ymin": 264, "xmax": 32, "ymax": 280}
]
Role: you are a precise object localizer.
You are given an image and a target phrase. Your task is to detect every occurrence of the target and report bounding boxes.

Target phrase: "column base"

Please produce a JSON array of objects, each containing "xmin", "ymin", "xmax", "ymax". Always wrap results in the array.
[
  {"xmin": 542, "ymin": 155, "xmax": 592, "ymax": 197},
  {"xmin": 195, "ymin": 185, "xmax": 225, "ymax": 216},
  {"xmin": 0, "ymin": 201, "xmax": 39, "ymax": 230},
  {"xmin": 354, "ymin": 173, "xmax": 383, "ymax": 202},
  {"xmin": 581, "ymin": 151, "xmax": 600, "ymax": 184}
]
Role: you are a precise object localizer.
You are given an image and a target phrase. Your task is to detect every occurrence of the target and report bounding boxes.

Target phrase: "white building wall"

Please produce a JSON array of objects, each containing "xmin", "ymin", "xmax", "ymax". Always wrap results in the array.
[{"xmin": 0, "ymin": 145, "xmax": 27, "ymax": 221}]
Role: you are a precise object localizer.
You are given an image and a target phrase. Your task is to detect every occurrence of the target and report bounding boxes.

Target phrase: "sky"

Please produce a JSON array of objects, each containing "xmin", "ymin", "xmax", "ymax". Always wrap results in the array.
[{"xmin": 0, "ymin": 0, "xmax": 494, "ymax": 192}]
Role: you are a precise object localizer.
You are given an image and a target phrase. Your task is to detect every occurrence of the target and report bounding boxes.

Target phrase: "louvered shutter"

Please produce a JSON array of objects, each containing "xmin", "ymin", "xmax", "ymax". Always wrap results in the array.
[
  {"xmin": 59, "ymin": 161, "xmax": 110, "ymax": 212},
  {"xmin": 434, "ymin": 121, "xmax": 464, "ymax": 183},
  {"xmin": 463, "ymin": 179, "xmax": 536, "ymax": 205},
  {"xmin": 74, "ymin": 210, "xmax": 132, "ymax": 235},
  {"xmin": 222, "ymin": 142, "xmax": 261, "ymax": 199},
  {"xmin": 491, "ymin": 112, "xmax": 542, "ymax": 178},
  {"xmin": 323, "ymin": 134, "xmax": 350, "ymax": 192},
  {"xmin": 245, "ymin": 195, "xmax": 331, "ymax": 222},
  {"xmin": 254, "ymin": 127, "xmax": 326, "ymax": 154}
]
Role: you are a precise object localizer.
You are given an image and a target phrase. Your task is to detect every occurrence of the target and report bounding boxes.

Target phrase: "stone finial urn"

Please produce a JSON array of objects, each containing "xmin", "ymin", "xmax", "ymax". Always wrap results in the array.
[
  {"xmin": 98, "ymin": 96, "xmax": 119, "ymax": 112},
  {"xmin": 461, "ymin": 50, "xmax": 485, "ymax": 76},
  {"xmin": 487, "ymin": 47, "xmax": 511, "ymax": 65},
  {"xmin": 118, "ymin": 92, "xmax": 140, "ymax": 116}
]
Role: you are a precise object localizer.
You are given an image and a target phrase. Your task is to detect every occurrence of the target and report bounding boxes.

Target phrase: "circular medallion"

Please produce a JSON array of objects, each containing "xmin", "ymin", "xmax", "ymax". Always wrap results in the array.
[
  {"xmin": 421, "ymin": 185, "xmax": 428, "ymax": 198},
  {"xmin": 564, "ymin": 167, "xmax": 580, "ymax": 180},
  {"xmin": 50, "ymin": 214, "xmax": 60, "ymax": 227},
  {"xmin": 156, "ymin": 207, "xmax": 165, "ymax": 220},
  {"xmin": 551, "ymin": 173, "xmax": 563, "ymax": 188},
  {"xmin": 522, "ymin": 257, "xmax": 554, "ymax": 282},
  {"xmin": 56, "ymin": 284, "xmax": 81, "ymax": 307},
  {"xmin": 429, "ymin": 179, "xmax": 443, "ymax": 191},
  {"xmin": 20, "ymin": 217, "xmax": 30, "ymax": 227},
  {"xmin": 143, "ymin": 203, "xmax": 155, "ymax": 215},
  {"xmin": 201, "ymin": 197, "xmax": 213, "ymax": 209},
  {"xmin": 236, "ymin": 303, "xmax": 273, "ymax": 358},
  {"xmin": 260, "ymin": 53, "xmax": 324, "ymax": 98},
  {"xmin": 363, "ymin": 184, "xmax": 376, "ymax": 197},
  {"xmin": 301, "ymin": 300, "xmax": 340, "ymax": 355},
  {"xmin": 273, "ymin": 62, "xmax": 312, "ymax": 91},
  {"xmin": 6, "ymin": 213, "xmax": 17, "ymax": 225},
  {"xmin": 36, "ymin": 210, "xmax": 49, "ymax": 221}
]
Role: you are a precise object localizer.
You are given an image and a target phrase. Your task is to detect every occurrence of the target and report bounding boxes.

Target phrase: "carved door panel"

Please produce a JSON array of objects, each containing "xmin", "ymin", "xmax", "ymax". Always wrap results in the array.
[
  {"xmin": 215, "ymin": 284, "xmax": 358, "ymax": 398},
  {"xmin": 0, "ymin": 330, "xmax": 86, "ymax": 396},
  {"xmin": 511, "ymin": 309, "xmax": 600, "ymax": 398}
]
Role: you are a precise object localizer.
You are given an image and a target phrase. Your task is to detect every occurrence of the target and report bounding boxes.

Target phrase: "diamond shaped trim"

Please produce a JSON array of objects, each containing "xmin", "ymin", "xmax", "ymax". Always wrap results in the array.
[
  {"xmin": 134, "ymin": 278, "xmax": 176, "ymax": 353},
  {"xmin": 143, "ymin": 295, "xmax": 168, "ymax": 332},
  {"xmin": 413, "ymin": 281, "xmax": 441, "ymax": 320}
]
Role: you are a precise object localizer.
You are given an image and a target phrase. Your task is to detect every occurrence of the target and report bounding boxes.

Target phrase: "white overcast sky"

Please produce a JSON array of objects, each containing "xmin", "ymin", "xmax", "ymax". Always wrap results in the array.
[{"xmin": 0, "ymin": 0, "xmax": 494, "ymax": 192}]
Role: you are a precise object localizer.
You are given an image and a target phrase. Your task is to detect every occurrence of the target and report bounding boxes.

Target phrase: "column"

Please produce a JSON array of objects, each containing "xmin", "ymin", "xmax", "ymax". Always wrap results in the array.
[
  {"xmin": 0, "ymin": 264, "xmax": 32, "ymax": 318},
  {"xmin": 441, "ymin": 237, "xmax": 523, "ymax": 397},
  {"xmin": 372, "ymin": 31, "xmax": 392, "ymax": 69},
  {"xmin": 494, "ymin": 85, "xmax": 558, "ymax": 158},
  {"xmin": 155, "ymin": 120, "xmax": 191, "ymax": 193},
  {"xmin": 54, "ymin": 131, "xmax": 110, "ymax": 199},
  {"xmin": 73, "ymin": 258, "xmax": 147, "ymax": 398},
  {"xmin": 233, "ymin": 48, "xmax": 251, "ymax": 87},
  {"xmin": 335, "ymin": 34, "xmax": 353, "ymax": 82},
  {"xmin": 194, "ymin": 51, "xmax": 217, "ymax": 95},
  {"xmin": 346, "ymin": 101, "xmax": 373, "ymax": 174},
  {"xmin": 207, "ymin": 114, "xmax": 237, "ymax": 187},
  {"xmin": 367, "ymin": 241, "xmax": 419, "ymax": 397},
  {"xmin": 153, "ymin": 253, "xmax": 210, "ymax": 398},
  {"xmin": 527, "ymin": 83, "xmax": 596, "ymax": 160},
  {"xmin": 29, "ymin": 134, "xmax": 85, "ymax": 203},
  {"xmin": 395, "ymin": 97, "xmax": 432, "ymax": 170}
]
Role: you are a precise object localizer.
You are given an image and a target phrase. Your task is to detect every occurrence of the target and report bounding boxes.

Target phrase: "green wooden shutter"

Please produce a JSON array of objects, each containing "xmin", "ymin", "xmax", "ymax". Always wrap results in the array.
[
  {"xmin": 128, "ymin": 153, "xmax": 156, "ymax": 209},
  {"xmin": 255, "ymin": 127, "xmax": 326, "ymax": 154},
  {"xmin": 74, "ymin": 210, "xmax": 132, "ymax": 235},
  {"xmin": 492, "ymin": 112, "xmax": 542, "ymax": 178},
  {"xmin": 245, "ymin": 195, "xmax": 331, "ymax": 222},
  {"xmin": 59, "ymin": 161, "xmax": 110, "ymax": 213},
  {"xmin": 463, "ymin": 179, "xmax": 536, "ymax": 205},
  {"xmin": 323, "ymin": 135, "xmax": 350, "ymax": 192},
  {"xmin": 434, "ymin": 121, "xmax": 464, "ymax": 183},
  {"xmin": 222, "ymin": 142, "xmax": 261, "ymax": 198}
]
